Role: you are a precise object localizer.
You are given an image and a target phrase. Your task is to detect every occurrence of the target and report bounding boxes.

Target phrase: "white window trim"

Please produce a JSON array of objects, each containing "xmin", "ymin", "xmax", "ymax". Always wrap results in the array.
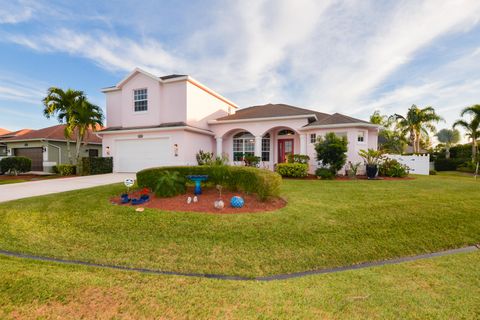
[
  {"xmin": 357, "ymin": 130, "xmax": 366, "ymax": 144},
  {"xmin": 133, "ymin": 88, "xmax": 148, "ymax": 113}
]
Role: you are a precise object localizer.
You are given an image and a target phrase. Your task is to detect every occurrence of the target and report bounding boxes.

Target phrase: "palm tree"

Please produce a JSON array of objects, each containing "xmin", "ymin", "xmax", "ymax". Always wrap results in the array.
[
  {"xmin": 43, "ymin": 87, "xmax": 103, "ymax": 164},
  {"xmin": 68, "ymin": 97, "xmax": 104, "ymax": 162},
  {"xmin": 453, "ymin": 110, "xmax": 480, "ymax": 162},
  {"xmin": 43, "ymin": 88, "xmax": 84, "ymax": 164},
  {"xmin": 435, "ymin": 128, "xmax": 460, "ymax": 159},
  {"xmin": 394, "ymin": 105, "xmax": 443, "ymax": 153}
]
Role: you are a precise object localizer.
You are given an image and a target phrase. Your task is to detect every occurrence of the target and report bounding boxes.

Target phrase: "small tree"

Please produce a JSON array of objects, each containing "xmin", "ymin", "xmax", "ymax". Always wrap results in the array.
[
  {"xmin": 435, "ymin": 128, "xmax": 460, "ymax": 159},
  {"xmin": 314, "ymin": 132, "xmax": 348, "ymax": 173}
]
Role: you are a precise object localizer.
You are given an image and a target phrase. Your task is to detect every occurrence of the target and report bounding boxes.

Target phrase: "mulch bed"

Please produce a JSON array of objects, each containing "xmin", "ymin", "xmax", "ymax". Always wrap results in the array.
[{"xmin": 110, "ymin": 187, "xmax": 286, "ymax": 214}]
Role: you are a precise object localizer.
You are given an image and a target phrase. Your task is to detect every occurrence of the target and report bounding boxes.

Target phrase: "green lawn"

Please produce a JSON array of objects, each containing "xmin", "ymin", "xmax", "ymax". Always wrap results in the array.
[
  {"xmin": 0, "ymin": 251, "xmax": 479, "ymax": 319},
  {"xmin": 0, "ymin": 179, "xmax": 27, "ymax": 185},
  {"xmin": 0, "ymin": 174, "xmax": 478, "ymax": 277}
]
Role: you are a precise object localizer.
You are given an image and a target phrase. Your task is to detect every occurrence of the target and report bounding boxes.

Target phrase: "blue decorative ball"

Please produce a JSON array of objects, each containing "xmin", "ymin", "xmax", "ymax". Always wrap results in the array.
[{"xmin": 230, "ymin": 196, "xmax": 244, "ymax": 208}]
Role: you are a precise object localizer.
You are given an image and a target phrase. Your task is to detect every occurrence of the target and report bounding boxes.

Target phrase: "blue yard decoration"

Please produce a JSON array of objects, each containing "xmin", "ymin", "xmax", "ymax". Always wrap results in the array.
[
  {"xmin": 230, "ymin": 196, "xmax": 244, "ymax": 208},
  {"xmin": 186, "ymin": 175, "xmax": 208, "ymax": 195}
]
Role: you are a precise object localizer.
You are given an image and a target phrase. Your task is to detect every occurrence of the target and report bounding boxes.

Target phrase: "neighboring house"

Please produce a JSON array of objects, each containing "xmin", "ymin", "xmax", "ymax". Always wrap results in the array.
[
  {"xmin": 0, "ymin": 129, "xmax": 31, "ymax": 157},
  {"xmin": 0, "ymin": 124, "xmax": 102, "ymax": 172},
  {"xmin": 98, "ymin": 68, "xmax": 379, "ymax": 173}
]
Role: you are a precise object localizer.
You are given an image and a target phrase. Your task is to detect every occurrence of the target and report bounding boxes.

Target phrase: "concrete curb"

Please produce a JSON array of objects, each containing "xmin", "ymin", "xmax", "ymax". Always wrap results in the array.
[{"xmin": 0, "ymin": 245, "xmax": 477, "ymax": 281}]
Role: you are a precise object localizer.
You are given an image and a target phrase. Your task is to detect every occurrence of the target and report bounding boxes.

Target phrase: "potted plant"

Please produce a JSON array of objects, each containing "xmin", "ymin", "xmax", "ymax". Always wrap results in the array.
[{"xmin": 358, "ymin": 149, "xmax": 384, "ymax": 179}]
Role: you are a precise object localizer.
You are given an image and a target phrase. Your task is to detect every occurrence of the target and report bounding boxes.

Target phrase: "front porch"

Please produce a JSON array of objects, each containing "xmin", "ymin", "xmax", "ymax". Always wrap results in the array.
[{"xmin": 215, "ymin": 127, "xmax": 308, "ymax": 170}]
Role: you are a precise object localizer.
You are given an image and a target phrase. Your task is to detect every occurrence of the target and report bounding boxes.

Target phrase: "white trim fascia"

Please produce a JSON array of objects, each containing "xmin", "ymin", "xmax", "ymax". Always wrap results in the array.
[
  {"xmin": 117, "ymin": 67, "xmax": 160, "ymax": 88},
  {"xmin": 299, "ymin": 123, "xmax": 380, "ymax": 130},
  {"xmin": 97, "ymin": 126, "xmax": 215, "ymax": 136},
  {"xmin": 208, "ymin": 114, "xmax": 317, "ymax": 125}
]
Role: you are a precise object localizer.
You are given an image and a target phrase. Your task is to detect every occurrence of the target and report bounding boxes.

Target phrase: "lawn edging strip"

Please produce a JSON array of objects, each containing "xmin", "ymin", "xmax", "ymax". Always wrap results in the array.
[{"xmin": 0, "ymin": 245, "xmax": 478, "ymax": 281}]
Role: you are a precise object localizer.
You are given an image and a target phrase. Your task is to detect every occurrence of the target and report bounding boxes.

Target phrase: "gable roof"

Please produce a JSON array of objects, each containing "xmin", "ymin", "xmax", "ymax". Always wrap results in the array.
[
  {"xmin": 1, "ymin": 124, "xmax": 102, "ymax": 144},
  {"xmin": 215, "ymin": 103, "xmax": 330, "ymax": 121}
]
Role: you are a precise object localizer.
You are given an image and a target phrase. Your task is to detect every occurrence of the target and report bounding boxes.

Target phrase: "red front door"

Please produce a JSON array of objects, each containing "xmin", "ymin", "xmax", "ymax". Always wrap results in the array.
[{"xmin": 278, "ymin": 139, "xmax": 294, "ymax": 163}]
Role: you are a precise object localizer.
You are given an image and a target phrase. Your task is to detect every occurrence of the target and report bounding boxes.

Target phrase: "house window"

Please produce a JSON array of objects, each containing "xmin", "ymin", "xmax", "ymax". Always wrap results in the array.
[
  {"xmin": 233, "ymin": 131, "xmax": 255, "ymax": 161},
  {"xmin": 310, "ymin": 133, "xmax": 317, "ymax": 143},
  {"xmin": 262, "ymin": 133, "xmax": 270, "ymax": 161},
  {"xmin": 357, "ymin": 131, "xmax": 365, "ymax": 142},
  {"xmin": 134, "ymin": 89, "xmax": 148, "ymax": 112},
  {"xmin": 89, "ymin": 149, "xmax": 99, "ymax": 157}
]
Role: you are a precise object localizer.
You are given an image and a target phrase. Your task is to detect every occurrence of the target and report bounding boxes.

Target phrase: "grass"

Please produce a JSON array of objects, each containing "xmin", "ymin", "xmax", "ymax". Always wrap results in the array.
[
  {"xmin": 0, "ymin": 251, "xmax": 479, "ymax": 319},
  {"xmin": 0, "ymin": 179, "xmax": 26, "ymax": 185},
  {"xmin": 0, "ymin": 174, "xmax": 478, "ymax": 277}
]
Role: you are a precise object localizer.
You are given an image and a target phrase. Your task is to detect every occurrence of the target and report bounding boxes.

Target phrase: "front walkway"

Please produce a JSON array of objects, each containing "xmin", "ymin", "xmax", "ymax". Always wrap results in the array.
[{"xmin": 0, "ymin": 173, "xmax": 135, "ymax": 203}]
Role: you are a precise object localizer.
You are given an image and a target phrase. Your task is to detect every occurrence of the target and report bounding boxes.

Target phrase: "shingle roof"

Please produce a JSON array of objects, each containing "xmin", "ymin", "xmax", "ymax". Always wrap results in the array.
[
  {"xmin": 0, "ymin": 128, "xmax": 10, "ymax": 136},
  {"xmin": 1, "ymin": 124, "xmax": 101, "ymax": 144},
  {"xmin": 304, "ymin": 113, "xmax": 371, "ymax": 127},
  {"xmin": 215, "ymin": 103, "xmax": 330, "ymax": 121},
  {"xmin": 0, "ymin": 128, "xmax": 32, "ymax": 139}
]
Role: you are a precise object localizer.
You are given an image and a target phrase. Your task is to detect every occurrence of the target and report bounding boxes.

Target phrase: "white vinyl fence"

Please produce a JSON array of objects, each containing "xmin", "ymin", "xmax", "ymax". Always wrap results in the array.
[{"xmin": 385, "ymin": 154, "xmax": 430, "ymax": 175}]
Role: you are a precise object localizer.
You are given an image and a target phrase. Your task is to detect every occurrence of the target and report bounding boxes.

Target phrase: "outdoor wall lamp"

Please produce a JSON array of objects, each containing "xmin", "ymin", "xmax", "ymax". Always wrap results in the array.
[
  {"xmin": 174, "ymin": 144, "xmax": 179, "ymax": 157},
  {"xmin": 106, "ymin": 146, "xmax": 111, "ymax": 156},
  {"xmin": 6, "ymin": 149, "xmax": 11, "ymax": 155},
  {"xmin": 42, "ymin": 146, "xmax": 47, "ymax": 153}
]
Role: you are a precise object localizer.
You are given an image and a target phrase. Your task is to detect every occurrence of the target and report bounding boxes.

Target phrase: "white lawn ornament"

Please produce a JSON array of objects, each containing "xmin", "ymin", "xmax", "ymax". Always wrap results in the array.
[
  {"xmin": 124, "ymin": 178, "xmax": 135, "ymax": 193},
  {"xmin": 187, "ymin": 196, "xmax": 192, "ymax": 204},
  {"xmin": 214, "ymin": 200, "xmax": 225, "ymax": 209},
  {"xmin": 193, "ymin": 196, "xmax": 198, "ymax": 203}
]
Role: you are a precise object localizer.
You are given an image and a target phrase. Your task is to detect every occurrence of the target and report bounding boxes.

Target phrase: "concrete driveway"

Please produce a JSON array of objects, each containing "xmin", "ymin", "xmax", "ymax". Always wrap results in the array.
[{"xmin": 0, "ymin": 173, "xmax": 135, "ymax": 203}]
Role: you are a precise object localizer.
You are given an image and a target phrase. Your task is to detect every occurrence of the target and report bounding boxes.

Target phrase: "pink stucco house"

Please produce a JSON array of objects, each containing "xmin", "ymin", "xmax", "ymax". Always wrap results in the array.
[{"xmin": 98, "ymin": 68, "xmax": 379, "ymax": 173}]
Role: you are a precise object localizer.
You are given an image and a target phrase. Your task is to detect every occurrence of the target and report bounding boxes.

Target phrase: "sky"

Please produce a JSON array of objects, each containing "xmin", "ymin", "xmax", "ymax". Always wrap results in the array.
[{"xmin": 0, "ymin": 0, "xmax": 480, "ymax": 137}]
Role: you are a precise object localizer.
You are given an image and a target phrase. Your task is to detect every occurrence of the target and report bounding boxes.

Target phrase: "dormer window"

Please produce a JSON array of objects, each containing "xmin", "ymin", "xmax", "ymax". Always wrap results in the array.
[{"xmin": 134, "ymin": 89, "xmax": 148, "ymax": 112}]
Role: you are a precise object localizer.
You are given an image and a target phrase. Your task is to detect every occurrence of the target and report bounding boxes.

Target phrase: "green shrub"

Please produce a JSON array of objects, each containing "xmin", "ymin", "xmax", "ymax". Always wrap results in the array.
[
  {"xmin": 196, "ymin": 150, "xmax": 214, "ymax": 165},
  {"xmin": 315, "ymin": 132, "xmax": 348, "ymax": 173},
  {"xmin": 244, "ymin": 155, "xmax": 260, "ymax": 167},
  {"xmin": 137, "ymin": 165, "xmax": 281, "ymax": 201},
  {"xmin": 0, "ymin": 156, "xmax": 31, "ymax": 175},
  {"xmin": 154, "ymin": 171, "xmax": 187, "ymax": 197},
  {"xmin": 286, "ymin": 154, "xmax": 310, "ymax": 164},
  {"xmin": 275, "ymin": 163, "xmax": 308, "ymax": 178},
  {"xmin": 429, "ymin": 169, "xmax": 437, "ymax": 175},
  {"xmin": 55, "ymin": 164, "xmax": 76, "ymax": 176},
  {"xmin": 379, "ymin": 159, "xmax": 409, "ymax": 177},
  {"xmin": 315, "ymin": 167, "xmax": 334, "ymax": 180},
  {"xmin": 434, "ymin": 158, "xmax": 466, "ymax": 171},
  {"xmin": 81, "ymin": 157, "xmax": 113, "ymax": 175}
]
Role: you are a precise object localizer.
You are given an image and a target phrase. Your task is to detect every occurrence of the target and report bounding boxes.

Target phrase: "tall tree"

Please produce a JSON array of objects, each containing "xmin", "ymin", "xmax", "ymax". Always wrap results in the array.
[
  {"xmin": 370, "ymin": 110, "xmax": 407, "ymax": 154},
  {"xmin": 435, "ymin": 128, "xmax": 460, "ymax": 159},
  {"xmin": 453, "ymin": 104, "xmax": 480, "ymax": 162},
  {"xmin": 68, "ymin": 97, "xmax": 104, "ymax": 162},
  {"xmin": 43, "ymin": 88, "xmax": 84, "ymax": 164},
  {"xmin": 43, "ymin": 87, "xmax": 103, "ymax": 164},
  {"xmin": 394, "ymin": 105, "xmax": 442, "ymax": 153}
]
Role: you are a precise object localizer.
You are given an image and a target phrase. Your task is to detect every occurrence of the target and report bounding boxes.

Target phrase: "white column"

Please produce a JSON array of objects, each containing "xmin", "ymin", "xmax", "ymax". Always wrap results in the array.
[
  {"xmin": 215, "ymin": 137, "xmax": 223, "ymax": 157},
  {"xmin": 300, "ymin": 134, "xmax": 307, "ymax": 155},
  {"xmin": 254, "ymin": 136, "xmax": 262, "ymax": 157}
]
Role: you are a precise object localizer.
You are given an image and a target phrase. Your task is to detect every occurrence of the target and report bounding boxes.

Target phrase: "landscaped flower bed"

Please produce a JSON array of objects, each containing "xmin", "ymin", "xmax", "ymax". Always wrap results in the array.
[{"xmin": 111, "ymin": 186, "xmax": 286, "ymax": 213}]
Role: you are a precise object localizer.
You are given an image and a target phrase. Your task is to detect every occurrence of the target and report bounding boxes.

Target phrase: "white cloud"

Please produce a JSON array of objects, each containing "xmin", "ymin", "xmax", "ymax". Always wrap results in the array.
[
  {"xmin": 0, "ymin": 0, "xmax": 35, "ymax": 24},
  {"xmin": 1, "ymin": 0, "xmax": 480, "ymax": 128}
]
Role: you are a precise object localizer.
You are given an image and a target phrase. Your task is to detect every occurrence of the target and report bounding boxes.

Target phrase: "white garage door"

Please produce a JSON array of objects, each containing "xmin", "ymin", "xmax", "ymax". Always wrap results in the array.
[{"xmin": 115, "ymin": 138, "xmax": 172, "ymax": 172}]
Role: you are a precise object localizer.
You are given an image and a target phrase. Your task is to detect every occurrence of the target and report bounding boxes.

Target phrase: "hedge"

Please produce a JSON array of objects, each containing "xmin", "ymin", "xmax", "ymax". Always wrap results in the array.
[
  {"xmin": 81, "ymin": 157, "xmax": 113, "ymax": 175},
  {"xmin": 0, "ymin": 156, "xmax": 31, "ymax": 174},
  {"xmin": 275, "ymin": 163, "xmax": 308, "ymax": 178},
  {"xmin": 434, "ymin": 158, "xmax": 467, "ymax": 171},
  {"xmin": 53, "ymin": 164, "xmax": 76, "ymax": 176},
  {"xmin": 137, "ymin": 165, "xmax": 282, "ymax": 201}
]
